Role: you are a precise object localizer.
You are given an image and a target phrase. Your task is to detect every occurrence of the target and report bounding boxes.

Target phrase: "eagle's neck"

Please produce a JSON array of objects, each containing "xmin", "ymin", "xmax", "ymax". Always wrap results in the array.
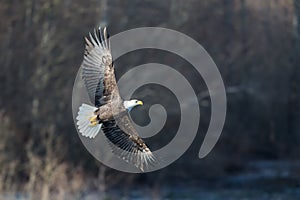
[{"xmin": 124, "ymin": 100, "xmax": 135, "ymax": 111}]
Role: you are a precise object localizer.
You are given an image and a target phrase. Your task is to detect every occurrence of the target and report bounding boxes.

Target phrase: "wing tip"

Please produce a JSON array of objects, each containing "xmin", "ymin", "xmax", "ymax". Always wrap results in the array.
[
  {"xmin": 108, "ymin": 140, "xmax": 158, "ymax": 171},
  {"xmin": 85, "ymin": 26, "xmax": 110, "ymax": 50}
]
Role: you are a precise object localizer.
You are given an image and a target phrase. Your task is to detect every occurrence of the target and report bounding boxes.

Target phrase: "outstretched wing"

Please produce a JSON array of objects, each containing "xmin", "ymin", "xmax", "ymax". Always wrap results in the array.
[
  {"xmin": 100, "ymin": 89, "xmax": 157, "ymax": 171},
  {"xmin": 101, "ymin": 116, "xmax": 157, "ymax": 171},
  {"xmin": 81, "ymin": 27, "xmax": 118, "ymax": 107}
]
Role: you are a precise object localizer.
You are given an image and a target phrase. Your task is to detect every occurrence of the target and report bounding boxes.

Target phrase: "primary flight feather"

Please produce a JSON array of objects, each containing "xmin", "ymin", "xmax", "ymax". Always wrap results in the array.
[{"xmin": 76, "ymin": 27, "xmax": 156, "ymax": 171}]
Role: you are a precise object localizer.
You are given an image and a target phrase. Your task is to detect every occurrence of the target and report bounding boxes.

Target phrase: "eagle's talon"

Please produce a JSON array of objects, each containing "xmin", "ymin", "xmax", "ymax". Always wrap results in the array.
[
  {"xmin": 90, "ymin": 121, "xmax": 98, "ymax": 126},
  {"xmin": 89, "ymin": 116, "xmax": 98, "ymax": 126}
]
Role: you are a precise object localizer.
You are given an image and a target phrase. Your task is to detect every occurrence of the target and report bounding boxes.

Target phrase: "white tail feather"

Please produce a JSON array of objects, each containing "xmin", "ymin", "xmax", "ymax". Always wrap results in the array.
[{"xmin": 76, "ymin": 104, "xmax": 102, "ymax": 138}]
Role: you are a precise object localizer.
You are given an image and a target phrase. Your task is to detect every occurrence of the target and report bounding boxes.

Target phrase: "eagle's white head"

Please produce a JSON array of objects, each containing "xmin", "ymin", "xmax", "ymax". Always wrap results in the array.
[{"xmin": 124, "ymin": 99, "xmax": 143, "ymax": 111}]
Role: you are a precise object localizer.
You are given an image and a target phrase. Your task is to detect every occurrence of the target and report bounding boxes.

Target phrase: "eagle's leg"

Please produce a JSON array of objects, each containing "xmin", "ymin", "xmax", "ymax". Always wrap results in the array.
[{"xmin": 89, "ymin": 116, "xmax": 98, "ymax": 126}]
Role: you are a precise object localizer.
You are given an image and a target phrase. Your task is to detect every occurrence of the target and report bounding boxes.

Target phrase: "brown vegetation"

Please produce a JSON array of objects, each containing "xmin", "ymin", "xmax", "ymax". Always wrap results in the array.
[{"xmin": 0, "ymin": 0, "xmax": 299, "ymax": 198}]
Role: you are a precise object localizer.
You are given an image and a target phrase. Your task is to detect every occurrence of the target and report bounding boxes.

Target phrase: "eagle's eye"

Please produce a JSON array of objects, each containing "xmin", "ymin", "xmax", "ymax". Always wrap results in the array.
[{"xmin": 135, "ymin": 100, "xmax": 138, "ymax": 103}]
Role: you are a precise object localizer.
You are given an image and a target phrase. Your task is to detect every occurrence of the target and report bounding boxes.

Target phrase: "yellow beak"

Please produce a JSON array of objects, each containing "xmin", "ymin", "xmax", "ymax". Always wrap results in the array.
[{"xmin": 137, "ymin": 100, "xmax": 143, "ymax": 105}]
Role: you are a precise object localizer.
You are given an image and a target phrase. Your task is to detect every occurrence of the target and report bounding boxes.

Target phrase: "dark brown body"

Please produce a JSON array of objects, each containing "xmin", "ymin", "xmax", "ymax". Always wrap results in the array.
[{"xmin": 94, "ymin": 100, "xmax": 127, "ymax": 121}]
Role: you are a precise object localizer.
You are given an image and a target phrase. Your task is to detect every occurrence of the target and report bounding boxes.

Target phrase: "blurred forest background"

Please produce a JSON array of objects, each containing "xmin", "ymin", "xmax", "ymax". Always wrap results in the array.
[{"xmin": 1, "ymin": 0, "xmax": 300, "ymax": 199}]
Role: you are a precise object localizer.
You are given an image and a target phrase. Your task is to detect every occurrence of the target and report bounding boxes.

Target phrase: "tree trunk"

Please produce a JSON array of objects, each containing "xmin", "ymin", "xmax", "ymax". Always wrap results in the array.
[{"xmin": 288, "ymin": 0, "xmax": 300, "ymax": 153}]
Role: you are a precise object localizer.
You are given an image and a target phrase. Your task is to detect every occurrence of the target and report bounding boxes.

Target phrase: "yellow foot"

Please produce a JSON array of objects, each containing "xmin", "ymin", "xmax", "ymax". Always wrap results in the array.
[{"xmin": 89, "ymin": 116, "xmax": 98, "ymax": 126}]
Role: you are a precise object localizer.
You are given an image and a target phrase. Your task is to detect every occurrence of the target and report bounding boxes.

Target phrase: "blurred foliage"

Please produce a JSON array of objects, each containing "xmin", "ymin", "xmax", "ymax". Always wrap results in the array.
[{"xmin": 0, "ymin": 0, "xmax": 299, "ymax": 197}]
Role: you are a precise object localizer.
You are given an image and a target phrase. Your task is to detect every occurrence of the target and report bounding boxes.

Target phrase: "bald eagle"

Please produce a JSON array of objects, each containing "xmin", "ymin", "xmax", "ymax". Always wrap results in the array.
[{"xmin": 76, "ymin": 27, "xmax": 156, "ymax": 171}]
